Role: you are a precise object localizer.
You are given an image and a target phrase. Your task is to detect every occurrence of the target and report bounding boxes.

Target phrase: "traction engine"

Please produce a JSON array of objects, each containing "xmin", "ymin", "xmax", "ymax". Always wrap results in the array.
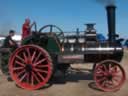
[{"xmin": 1, "ymin": 5, "xmax": 125, "ymax": 91}]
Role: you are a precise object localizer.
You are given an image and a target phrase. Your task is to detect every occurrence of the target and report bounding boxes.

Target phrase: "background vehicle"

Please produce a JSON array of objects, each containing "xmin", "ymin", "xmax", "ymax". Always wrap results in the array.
[{"xmin": 124, "ymin": 39, "xmax": 128, "ymax": 48}]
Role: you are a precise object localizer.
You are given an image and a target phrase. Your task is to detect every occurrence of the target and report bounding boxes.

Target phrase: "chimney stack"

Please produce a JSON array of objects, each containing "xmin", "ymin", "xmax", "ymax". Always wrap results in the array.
[{"xmin": 106, "ymin": 5, "xmax": 116, "ymax": 43}]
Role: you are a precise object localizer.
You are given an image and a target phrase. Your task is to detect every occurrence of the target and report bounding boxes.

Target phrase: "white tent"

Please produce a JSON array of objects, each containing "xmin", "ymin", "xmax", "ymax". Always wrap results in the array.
[
  {"xmin": 0, "ymin": 37, "xmax": 5, "ymax": 40},
  {"xmin": 0, "ymin": 35, "xmax": 21, "ymax": 41},
  {"xmin": 12, "ymin": 35, "xmax": 21, "ymax": 41}
]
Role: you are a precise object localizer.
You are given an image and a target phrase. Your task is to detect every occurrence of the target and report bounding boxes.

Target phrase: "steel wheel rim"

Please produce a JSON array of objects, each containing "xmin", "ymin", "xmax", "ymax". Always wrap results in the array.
[
  {"xmin": 9, "ymin": 45, "xmax": 52, "ymax": 90},
  {"xmin": 94, "ymin": 60, "xmax": 126, "ymax": 92}
]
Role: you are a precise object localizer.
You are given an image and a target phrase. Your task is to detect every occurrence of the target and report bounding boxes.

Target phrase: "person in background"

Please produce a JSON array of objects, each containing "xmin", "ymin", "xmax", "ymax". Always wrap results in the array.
[
  {"xmin": 22, "ymin": 18, "xmax": 35, "ymax": 39},
  {"xmin": 1, "ymin": 30, "xmax": 17, "ymax": 81},
  {"xmin": 2, "ymin": 30, "xmax": 17, "ymax": 48}
]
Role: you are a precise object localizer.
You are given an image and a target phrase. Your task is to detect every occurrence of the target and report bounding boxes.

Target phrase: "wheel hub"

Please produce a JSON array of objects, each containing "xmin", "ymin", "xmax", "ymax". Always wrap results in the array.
[
  {"xmin": 107, "ymin": 75, "xmax": 112, "ymax": 80},
  {"xmin": 25, "ymin": 64, "xmax": 33, "ymax": 72}
]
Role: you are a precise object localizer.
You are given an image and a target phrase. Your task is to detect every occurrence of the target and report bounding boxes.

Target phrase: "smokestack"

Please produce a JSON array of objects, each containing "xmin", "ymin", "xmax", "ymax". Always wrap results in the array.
[{"xmin": 106, "ymin": 5, "xmax": 116, "ymax": 43}]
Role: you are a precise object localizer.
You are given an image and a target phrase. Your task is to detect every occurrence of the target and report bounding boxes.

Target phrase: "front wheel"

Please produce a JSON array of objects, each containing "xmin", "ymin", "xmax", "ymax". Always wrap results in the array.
[{"xmin": 94, "ymin": 60, "xmax": 126, "ymax": 92}]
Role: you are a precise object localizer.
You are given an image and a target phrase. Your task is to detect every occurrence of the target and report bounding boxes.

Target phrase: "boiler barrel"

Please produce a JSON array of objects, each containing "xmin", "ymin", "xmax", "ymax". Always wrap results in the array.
[
  {"xmin": 83, "ymin": 46, "xmax": 123, "ymax": 62},
  {"xmin": 58, "ymin": 42, "xmax": 123, "ymax": 64}
]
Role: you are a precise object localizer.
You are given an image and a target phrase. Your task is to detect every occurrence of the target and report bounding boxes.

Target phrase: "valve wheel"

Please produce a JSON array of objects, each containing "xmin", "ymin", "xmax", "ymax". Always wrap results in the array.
[
  {"xmin": 94, "ymin": 60, "xmax": 125, "ymax": 92},
  {"xmin": 9, "ymin": 45, "xmax": 52, "ymax": 90}
]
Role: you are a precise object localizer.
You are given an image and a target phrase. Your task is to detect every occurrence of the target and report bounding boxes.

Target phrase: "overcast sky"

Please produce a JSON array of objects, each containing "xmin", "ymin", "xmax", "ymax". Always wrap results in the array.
[{"xmin": 0, "ymin": 0, "xmax": 128, "ymax": 38}]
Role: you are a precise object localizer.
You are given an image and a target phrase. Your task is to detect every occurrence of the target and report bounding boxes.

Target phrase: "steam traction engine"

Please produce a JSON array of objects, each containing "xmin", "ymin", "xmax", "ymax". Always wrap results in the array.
[{"xmin": 8, "ymin": 5, "xmax": 125, "ymax": 91}]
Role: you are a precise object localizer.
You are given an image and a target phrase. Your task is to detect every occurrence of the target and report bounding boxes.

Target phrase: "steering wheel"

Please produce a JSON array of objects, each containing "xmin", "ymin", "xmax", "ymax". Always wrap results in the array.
[{"xmin": 39, "ymin": 25, "xmax": 64, "ymax": 43}]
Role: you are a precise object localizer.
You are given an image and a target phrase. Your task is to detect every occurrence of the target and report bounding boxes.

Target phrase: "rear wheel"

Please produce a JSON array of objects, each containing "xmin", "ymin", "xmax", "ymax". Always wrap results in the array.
[{"xmin": 9, "ymin": 45, "xmax": 53, "ymax": 90}]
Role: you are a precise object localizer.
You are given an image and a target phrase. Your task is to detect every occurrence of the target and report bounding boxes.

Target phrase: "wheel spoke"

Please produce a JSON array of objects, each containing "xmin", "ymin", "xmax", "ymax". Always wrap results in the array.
[
  {"xmin": 31, "ymin": 71, "xmax": 40, "ymax": 83},
  {"xmin": 34, "ymin": 68, "xmax": 48, "ymax": 74},
  {"xmin": 113, "ymin": 74, "xmax": 122, "ymax": 78},
  {"xmin": 31, "ymin": 74, "xmax": 34, "ymax": 86},
  {"xmin": 97, "ymin": 77, "xmax": 107, "ymax": 83},
  {"xmin": 13, "ymin": 66, "xmax": 24, "ymax": 71},
  {"xmin": 107, "ymin": 80, "xmax": 113, "ymax": 86},
  {"xmin": 109, "ymin": 63, "xmax": 112, "ymax": 71},
  {"xmin": 15, "ymin": 60, "xmax": 25, "ymax": 67},
  {"xmin": 96, "ymin": 69, "xmax": 106, "ymax": 76},
  {"xmin": 20, "ymin": 73, "xmax": 28, "ymax": 82},
  {"xmin": 17, "ymin": 69, "xmax": 26, "ymax": 77},
  {"xmin": 23, "ymin": 52, "xmax": 27, "ymax": 63},
  {"xmin": 34, "ymin": 52, "xmax": 42, "ymax": 63},
  {"xmin": 112, "ymin": 78, "xmax": 119, "ymax": 86},
  {"xmin": 26, "ymin": 48, "xmax": 31, "ymax": 58},
  {"xmin": 101, "ymin": 81, "xmax": 106, "ymax": 87},
  {"xmin": 31, "ymin": 51, "xmax": 36, "ymax": 63},
  {"xmin": 113, "ymin": 76, "xmax": 120, "ymax": 82},
  {"xmin": 34, "ymin": 58, "xmax": 46, "ymax": 66},
  {"xmin": 16, "ymin": 55, "xmax": 25, "ymax": 63},
  {"xmin": 112, "ymin": 66, "xmax": 118, "ymax": 73},
  {"xmin": 36, "ymin": 64, "xmax": 49, "ymax": 68},
  {"xmin": 37, "ymin": 72, "xmax": 45, "ymax": 81},
  {"xmin": 103, "ymin": 64, "xmax": 108, "ymax": 73},
  {"xmin": 105, "ymin": 81, "xmax": 114, "ymax": 88},
  {"xmin": 96, "ymin": 65, "xmax": 104, "ymax": 72},
  {"xmin": 26, "ymin": 72, "xmax": 29, "ymax": 83}
]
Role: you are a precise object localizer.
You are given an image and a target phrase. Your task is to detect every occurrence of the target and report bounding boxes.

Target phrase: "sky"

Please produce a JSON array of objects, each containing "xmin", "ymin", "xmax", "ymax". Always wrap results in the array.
[{"xmin": 0, "ymin": 0, "xmax": 128, "ymax": 39}]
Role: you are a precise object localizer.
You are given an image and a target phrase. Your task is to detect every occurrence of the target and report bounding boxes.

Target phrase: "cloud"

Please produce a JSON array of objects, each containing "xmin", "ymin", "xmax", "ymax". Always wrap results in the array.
[{"xmin": 95, "ymin": 0, "xmax": 116, "ymax": 6}]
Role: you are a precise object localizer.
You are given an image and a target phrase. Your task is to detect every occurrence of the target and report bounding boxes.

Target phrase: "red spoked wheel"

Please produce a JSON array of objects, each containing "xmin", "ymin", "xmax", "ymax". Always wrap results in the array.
[
  {"xmin": 94, "ymin": 60, "xmax": 126, "ymax": 92},
  {"xmin": 9, "ymin": 45, "xmax": 53, "ymax": 90}
]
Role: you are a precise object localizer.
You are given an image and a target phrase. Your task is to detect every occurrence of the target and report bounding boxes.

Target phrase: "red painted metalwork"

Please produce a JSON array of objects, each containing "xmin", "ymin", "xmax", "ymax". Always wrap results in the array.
[
  {"xmin": 94, "ymin": 60, "xmax": 126, "ymax": 92},
  {"xmin": 9, "ymin": 45, "xmax": 52, "ymax": 90}
]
